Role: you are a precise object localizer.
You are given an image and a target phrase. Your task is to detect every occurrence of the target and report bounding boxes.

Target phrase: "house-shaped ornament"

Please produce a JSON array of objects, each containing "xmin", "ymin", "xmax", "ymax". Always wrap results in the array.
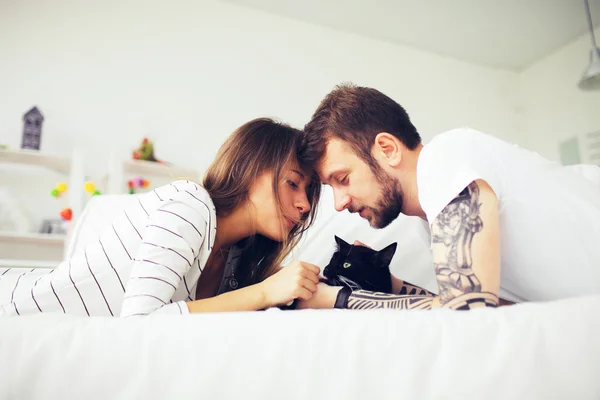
[{"xmin": 21, "ymin": 106, "xmax": 44, "ymax": 150}]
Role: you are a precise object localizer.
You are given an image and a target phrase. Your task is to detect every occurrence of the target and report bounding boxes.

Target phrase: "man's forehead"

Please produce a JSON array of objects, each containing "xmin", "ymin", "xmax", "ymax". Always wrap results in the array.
[
  {"xmin": 317, "ymin": 138, "xmax": 354, "ymax": 183},
  {"xmin": 324, "ymin": 137, "xmax": 352, "ymax": 154}
]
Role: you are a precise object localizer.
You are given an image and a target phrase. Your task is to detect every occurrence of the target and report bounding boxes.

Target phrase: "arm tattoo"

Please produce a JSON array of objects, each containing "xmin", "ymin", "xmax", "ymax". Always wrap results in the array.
[
  {"xmin": 432, "ymin": 182, "xmax": 496, "ymax": 307},
  {"xmin": 340, "ymin": 184, "xmax": 499, "ymax": 312},
  {"xmin": 397, "ymin": 280, "xmax": 435, "ymax": 297},
  {"xmin": 346, "ymin": 290, "xmax": 433, "ymax": 310},
  {"xmin": 343, "ymin": 290, "xmax": 498, "ymax": 310},
  {"xmin": 442, "ymin": 292, "xmax": 499, "ymax": 310}
]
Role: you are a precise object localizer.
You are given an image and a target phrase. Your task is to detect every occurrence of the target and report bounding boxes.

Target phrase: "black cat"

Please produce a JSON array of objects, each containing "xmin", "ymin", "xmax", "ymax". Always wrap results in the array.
[{"xmin": 321, "ymin": 236, "xmax": 397, "ymax": 293}]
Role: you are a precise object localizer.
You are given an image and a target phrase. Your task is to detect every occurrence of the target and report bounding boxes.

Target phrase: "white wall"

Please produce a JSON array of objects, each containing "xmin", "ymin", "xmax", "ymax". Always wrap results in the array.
[
  {"xmin": 0, "ymin": 0, "xmax": 522, "ymax": 261},
  {"xmin": 0, "ymin": 0, "xmax": 522, "ymax": 165},
  {"xmin": 520, "ymin": 27, "xmax": 600, "ymax": 162}
]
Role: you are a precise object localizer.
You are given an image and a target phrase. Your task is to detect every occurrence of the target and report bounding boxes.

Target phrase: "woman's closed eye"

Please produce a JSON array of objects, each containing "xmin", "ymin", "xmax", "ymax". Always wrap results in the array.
[{"xmin": 286, "ymin": 179, "xmax": 299, "ymax": 190}]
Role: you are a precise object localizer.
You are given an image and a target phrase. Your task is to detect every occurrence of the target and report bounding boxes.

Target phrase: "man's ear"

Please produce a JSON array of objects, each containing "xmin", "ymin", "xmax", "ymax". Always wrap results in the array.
[{"xmin": 373, "ymin": 133, "xmax": 401, "ymax": 167}]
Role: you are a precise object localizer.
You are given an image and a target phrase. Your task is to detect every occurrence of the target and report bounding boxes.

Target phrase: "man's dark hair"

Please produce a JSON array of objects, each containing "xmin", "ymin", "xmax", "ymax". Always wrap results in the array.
[{"xmin": 301, "ymin": 83, "xmax": 421, "ymax": 171}]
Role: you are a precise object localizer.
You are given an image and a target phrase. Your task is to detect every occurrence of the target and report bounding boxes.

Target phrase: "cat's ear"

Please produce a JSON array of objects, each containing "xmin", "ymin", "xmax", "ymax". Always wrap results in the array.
[
  {"xmin": 378, "ymin": 242, "xmax": 397, "ymax": 267},
  {"xmin": 334, "ymin": 235, "xmax": 349, "ymax": 249}
]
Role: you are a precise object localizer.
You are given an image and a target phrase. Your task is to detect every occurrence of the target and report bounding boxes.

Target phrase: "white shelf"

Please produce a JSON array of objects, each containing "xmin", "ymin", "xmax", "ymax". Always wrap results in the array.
[
  {"xmin": 0, "ymin": 231, "xmax": 66, "ymax": 246},
  {"xmin": 0, "ymin": 148, "xmax": 70, "ymax": 173},
  {"xmin": 0, "ymin": 148, "xmax": 84, "ymax": 262},
  {"xmin": 123, "ymin": 159, "xmax": 198, "ymax": 179},
  {"xmin": 0, "ymin": 259, "xmax": 59, "ymax": 269}
]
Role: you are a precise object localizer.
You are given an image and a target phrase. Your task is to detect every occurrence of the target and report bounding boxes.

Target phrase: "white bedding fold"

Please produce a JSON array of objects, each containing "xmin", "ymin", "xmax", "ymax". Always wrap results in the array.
[{"xmin": 1, "ymin": 294, "xmax": 599, "ymax": 400}]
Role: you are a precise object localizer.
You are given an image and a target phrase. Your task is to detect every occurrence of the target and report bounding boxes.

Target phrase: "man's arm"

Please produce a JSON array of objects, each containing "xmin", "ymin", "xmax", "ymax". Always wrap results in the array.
[
  {"xmin": 296, "ymin": 283, "xmax": 437, "ymax": 310},
  {"xmin": 298, "ymin": 180, "xmax": 500, "ymax": 311},
  {"xmin": 391, "ymin": 275, "xmax": 436, "ymax": 296},
  {"xmin": 335, "ymin": 179, "xmax": 500, "ymax": 310},
  {"xmin": 430, "ymin": 179, "xmax": 500, "ymax": 309}
]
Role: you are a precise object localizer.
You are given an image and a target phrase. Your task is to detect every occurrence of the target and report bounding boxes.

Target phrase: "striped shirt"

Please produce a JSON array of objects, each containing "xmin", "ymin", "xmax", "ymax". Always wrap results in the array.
[{"xmin": 0, "ymin": 180, "xmax": 217, "ymax": 317}]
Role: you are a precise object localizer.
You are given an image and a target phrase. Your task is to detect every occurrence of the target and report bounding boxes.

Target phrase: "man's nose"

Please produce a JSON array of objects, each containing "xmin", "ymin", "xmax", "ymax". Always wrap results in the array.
[{"xmin": 333, "ymin": 189, "xmax": 351, "ymax": 212}]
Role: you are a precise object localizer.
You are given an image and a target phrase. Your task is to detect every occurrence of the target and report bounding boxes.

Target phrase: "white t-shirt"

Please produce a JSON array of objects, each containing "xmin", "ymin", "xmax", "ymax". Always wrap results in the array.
[{"xmin": 417, "ymin": 128, "xmax": 600, "ymax": 302}]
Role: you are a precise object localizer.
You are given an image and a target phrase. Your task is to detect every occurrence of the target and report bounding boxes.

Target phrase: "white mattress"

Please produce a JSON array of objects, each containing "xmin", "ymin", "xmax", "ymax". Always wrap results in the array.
[{"xmin": 2, "ymin": 294, "xmax": 599, "ymax": 400}]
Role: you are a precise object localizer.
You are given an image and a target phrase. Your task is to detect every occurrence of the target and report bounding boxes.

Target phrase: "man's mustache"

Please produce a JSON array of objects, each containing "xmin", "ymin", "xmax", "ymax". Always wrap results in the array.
[{"xmin": 348, "ymin": 205, "xmax": 365, "ymax": 214}]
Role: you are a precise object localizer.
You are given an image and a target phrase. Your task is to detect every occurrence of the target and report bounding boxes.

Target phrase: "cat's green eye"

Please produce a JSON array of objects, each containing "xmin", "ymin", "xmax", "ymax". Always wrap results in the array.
[{"xmin": 343, "ymin": 262, "xmax": 351, "ymax": 269}]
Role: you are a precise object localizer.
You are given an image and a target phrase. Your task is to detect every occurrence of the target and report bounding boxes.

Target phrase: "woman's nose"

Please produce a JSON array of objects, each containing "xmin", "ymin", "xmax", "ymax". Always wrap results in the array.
[{"xmin": 295, "ymin": 193, "xmax": 311, "ymax": 214}]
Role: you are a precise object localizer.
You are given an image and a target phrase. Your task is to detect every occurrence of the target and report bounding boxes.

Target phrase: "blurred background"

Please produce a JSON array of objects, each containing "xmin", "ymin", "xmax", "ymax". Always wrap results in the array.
[{"xmin": 1, "ymin": 0, "xmax": 599, "ymax": 266}]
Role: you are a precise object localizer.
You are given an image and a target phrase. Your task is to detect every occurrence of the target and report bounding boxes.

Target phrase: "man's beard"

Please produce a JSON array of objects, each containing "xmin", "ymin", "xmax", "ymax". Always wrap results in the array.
[{"xmin": 365, "ymin": 165, "xmax": 404, "ymax": 229}]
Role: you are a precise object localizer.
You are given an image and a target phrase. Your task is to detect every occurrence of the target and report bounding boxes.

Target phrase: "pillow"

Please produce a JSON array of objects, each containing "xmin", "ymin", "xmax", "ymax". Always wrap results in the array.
[{"xmin": 564, "ymin": 164, "xmax": 600, "ymax": 186}]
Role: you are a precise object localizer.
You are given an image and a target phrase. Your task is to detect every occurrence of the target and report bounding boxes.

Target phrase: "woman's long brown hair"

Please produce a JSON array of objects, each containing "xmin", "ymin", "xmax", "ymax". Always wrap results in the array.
[{"xmin": 203, "ymin": 118, "xmax": 321, "ymax": 286}]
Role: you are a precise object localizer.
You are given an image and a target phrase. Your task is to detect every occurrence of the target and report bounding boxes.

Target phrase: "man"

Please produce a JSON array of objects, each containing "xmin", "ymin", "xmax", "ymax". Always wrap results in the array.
[{"xmin": 297, "ymin": 83, "xmax": 600, "ymax": 311}]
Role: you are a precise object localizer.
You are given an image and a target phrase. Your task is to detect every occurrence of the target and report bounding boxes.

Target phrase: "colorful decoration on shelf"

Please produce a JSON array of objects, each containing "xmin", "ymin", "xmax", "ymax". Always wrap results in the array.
[
  {"xmin": 59, "ymin": 208, "xmax": 73, "ymax": 221},
  {"xmin": 132, "ymin": 138, "xmax": 162, "ymax": 162},
  {"xmin": 51, "ymin": 180, "xmax": 101, "ymax": 221},
  {"xmin": 128, "ymin": 177, "xmax": 150, "ymax": 194},
  {"xmin": 22, "ymin": 106, "xmax": 44, "ymax": 151},
  {"xmin": 50, "ymin": 182, "xmax": 68, "ymax": 198},
  {"xmin": 84, "ymin": 181, "xmax": 101, "ymax": 196}
]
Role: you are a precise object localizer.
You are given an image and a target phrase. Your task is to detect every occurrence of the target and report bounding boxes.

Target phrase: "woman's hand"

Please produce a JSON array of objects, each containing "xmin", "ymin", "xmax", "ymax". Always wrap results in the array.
[
  {"xmin": 260, "ymin": 260, "xmax": 321, "ymax": 307},
  {"xmin": 296, "ymin": 283, "xmax": 342, "ymax": 309}
]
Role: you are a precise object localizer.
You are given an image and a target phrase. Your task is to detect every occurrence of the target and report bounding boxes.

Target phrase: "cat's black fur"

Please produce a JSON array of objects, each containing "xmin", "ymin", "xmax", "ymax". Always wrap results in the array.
[{"xmin": 322, "ymin": 236, "xmax": 397, "ymax": 293}]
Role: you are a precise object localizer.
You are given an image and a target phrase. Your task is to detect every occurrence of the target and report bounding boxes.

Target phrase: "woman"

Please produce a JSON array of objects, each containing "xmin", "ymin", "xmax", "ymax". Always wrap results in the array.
[{"xmin": 0, "ymin": 118, "xmax": 322, "ymax": 317}]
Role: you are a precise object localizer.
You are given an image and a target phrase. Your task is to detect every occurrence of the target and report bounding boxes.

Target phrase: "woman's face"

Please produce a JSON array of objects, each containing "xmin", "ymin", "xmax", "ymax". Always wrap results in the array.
[{"xmin": 248, "ymin": 162, "xmax": 312, "ymax": 242}]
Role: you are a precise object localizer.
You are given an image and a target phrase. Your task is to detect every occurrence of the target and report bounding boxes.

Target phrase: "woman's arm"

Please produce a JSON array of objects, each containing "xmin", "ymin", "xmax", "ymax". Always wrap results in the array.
[
  {"xmin": 186, "ymin": 283, "xmax": 268, "ymax": 312},
  {"xmin": 187, "ymin": 260, "xmax": 321, "ymax": 313},
  {"xmin": 120, "ymin": 188, "xmax": 210, "ymax": 317}
]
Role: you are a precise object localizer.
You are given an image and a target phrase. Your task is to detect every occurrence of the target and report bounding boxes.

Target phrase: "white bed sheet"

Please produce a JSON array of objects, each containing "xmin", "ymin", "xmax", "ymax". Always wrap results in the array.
[{"xmin": 1, "ymin": 294, "xmax": 599, "ymax": 400}]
